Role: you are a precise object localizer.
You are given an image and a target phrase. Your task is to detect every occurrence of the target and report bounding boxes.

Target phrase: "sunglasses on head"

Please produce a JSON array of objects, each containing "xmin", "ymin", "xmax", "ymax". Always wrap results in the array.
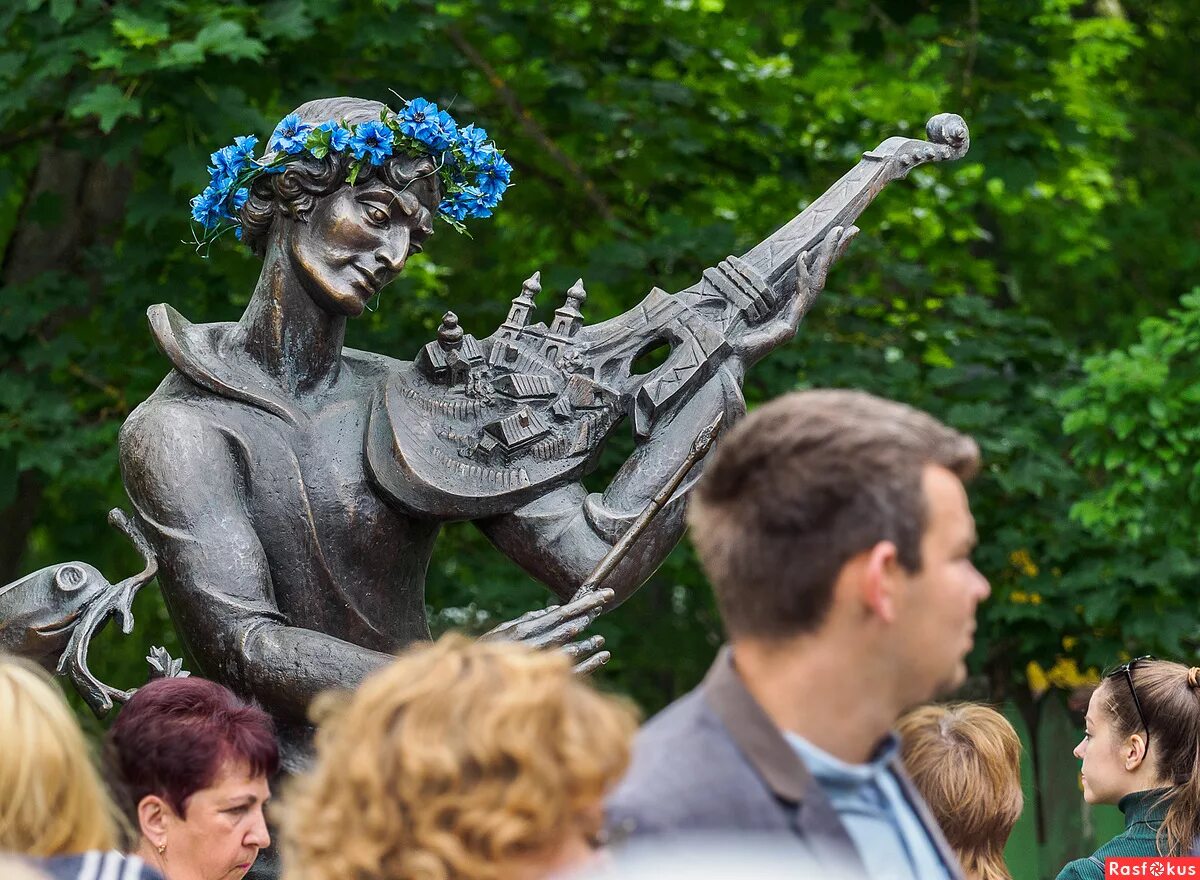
[{"xmin": 1103, "ymin": 655, "xmax": 1156, "ymax": 754}]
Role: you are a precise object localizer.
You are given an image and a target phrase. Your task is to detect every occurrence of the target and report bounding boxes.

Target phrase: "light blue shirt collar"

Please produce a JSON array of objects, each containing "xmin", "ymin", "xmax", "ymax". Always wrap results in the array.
[{"xmin": 782, "ymin": 729, "xmax": 901, "ymax": 784}]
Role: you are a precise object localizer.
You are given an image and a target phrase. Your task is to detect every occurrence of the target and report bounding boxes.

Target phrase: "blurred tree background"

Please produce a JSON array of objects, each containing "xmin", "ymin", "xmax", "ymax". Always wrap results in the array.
[{"xmin": 0, "ymin": 1, "xmax": 1197, "ymax": 874}]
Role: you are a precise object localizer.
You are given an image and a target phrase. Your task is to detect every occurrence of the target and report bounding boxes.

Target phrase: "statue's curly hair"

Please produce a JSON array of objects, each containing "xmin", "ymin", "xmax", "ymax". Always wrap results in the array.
[
  {"xmin": 238, "ymin": 97, "xmax": 442, "ymax": 257},
  {"xmin": 278, "ymin": 634, "xmax": 638, "ymax": 880}
]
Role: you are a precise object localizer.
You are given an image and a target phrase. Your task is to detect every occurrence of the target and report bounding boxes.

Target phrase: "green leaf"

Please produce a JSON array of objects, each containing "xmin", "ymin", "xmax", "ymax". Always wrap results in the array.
[
  {"xmin": 112, "ymin": 12, "xmax": 169, "ymax": 49},
  {"xmin": 306, "ymin": 126, "xmax": 331, "ymax": 159},
  {"xmin": 69, "ymin": 83, "xmax": 141, "ymax": 133},
  {"xmin": 194, "ymin": 20, "xmax": 266, "ymax": 62},
  {"xmin": 158, "ymin": 41, "xmax": 204, "ymax": 68},
  {"xmin": 259, "ymin": 1, "xmax": 315, "ymax": 41},
  {"xmin": 49, "ymin": 0, "xmax": 75, "ymax": 25}
]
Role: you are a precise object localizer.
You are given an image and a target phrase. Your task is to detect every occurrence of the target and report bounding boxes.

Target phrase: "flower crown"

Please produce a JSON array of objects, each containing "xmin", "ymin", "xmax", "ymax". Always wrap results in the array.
[{"xmin": 189, "ymin": 97, "xmax": 512, "ymax": 251}]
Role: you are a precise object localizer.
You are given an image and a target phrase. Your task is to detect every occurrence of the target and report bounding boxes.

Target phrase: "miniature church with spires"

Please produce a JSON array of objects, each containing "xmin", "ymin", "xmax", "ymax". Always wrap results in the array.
[{"xmin": 484, "ymin": 271, "xmax": 588, "ymax": 370}]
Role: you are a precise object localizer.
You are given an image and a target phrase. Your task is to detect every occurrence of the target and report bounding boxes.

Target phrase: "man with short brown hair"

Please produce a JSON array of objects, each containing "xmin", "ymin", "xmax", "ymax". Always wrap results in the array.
[{"xmin": 607, "ymin": 389, "xmax": 989, "ymax": 880}]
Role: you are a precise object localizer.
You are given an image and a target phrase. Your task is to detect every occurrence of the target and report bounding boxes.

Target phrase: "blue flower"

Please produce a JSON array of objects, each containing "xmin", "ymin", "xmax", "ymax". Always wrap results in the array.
[
  {"xmin": 397, "ymin": 97, "xmax": 439, "ymax": 140},
  {"xmin": 207, "ymin": 167, "xmax": 232, "ymax": 193},
  {"xmin": 350, "ymin": 119, "xmax": 394, "ymax": 166},
  {"xmin": 483, "ymin": 152, "xmax": 513, "ymax": 181},
  {"xmin": 209, "ymin": 136, "xmax": 258, "ymax": 190},
  {"xmin": 268, "ymin": 113, "xmax": 313, "ymax": 155},
  {"xmin": 441, "ymin": 187, "xmax": 493, "ymax": 221},
  {"xmin": 475, "ymin": 168, "xmax": 509, "ymax": 198},
  {"xmin": 191, "ymin": 103, "xmax": 509, "ymax": 248},
  {"xmin": 316, "ymin": 120, "xmax": 352, "ymax": 153},
  {"xmin": 208, "ymin": 151, "xmax": 232, "ymax": 184},
  {"xmin": 190, "ymin": 182, "xmax": 248, "ymax": 229},
  {"xmin": 456, "ymin": 124, "xmax": 493, "ymax": 165},
  {"xmin": 438, "ymin": 195, "xmax": 469, "ymax": 223},
  {"xmin": 463, "ymin": 188, "xmax": 496, "ymax": 219},
  {"xmin": 473, "ymin": 179, "xmax": 504, "ymax": 209},
  {"xmin": 418, "ymin": 108, "xmax": 459, "ymax": 152},
  {"xmin": 396, "ymin": 98, "xmax": 458, "ymax": 151},
  {"xmin": 230, "ymin": 134, "xmax": 258, "ymax": 163},
  {"xmin": 474, "ymin": 153, "xmax": 512, "ymax": 202},
  {"xmin": 190, "ymin": 185, "xmax": 225, "ymax": 229}
]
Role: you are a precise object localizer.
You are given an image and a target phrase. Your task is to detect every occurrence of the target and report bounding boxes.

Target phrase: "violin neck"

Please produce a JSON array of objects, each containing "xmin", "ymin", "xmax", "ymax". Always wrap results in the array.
[{"xmin": 738, "ymin": 123, "xmax": 969, "ymax": 288}]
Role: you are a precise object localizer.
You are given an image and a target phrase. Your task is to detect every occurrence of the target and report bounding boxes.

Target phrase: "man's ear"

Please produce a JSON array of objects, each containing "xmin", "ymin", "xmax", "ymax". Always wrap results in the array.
[
  {"xmin": 861, "ymin": 541, "xmax": 903, "ymax": 624},
  {"xmin": 137, "ymin": 794, "xmax": 171, "ymax": 845}
]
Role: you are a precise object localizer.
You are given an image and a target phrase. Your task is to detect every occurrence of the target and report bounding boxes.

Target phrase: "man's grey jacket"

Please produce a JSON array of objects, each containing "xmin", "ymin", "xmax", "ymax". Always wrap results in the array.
[{"xmin": 606, "ymin": 648, "xmax": 966, "ymax": 879}]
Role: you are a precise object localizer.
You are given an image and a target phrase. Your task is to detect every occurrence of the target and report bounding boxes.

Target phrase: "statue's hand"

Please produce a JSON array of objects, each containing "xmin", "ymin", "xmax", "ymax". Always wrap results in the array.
[
  {"xmin": 733, "ymin": 224, "xmax": 858, "ymax": 368},
  {"xmin": 480, "ymin": 588, "xmax": 613, "ymax": 674}
]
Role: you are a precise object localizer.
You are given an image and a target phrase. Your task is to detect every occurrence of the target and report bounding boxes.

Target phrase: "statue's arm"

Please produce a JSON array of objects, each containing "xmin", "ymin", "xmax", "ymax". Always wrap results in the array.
[
  {"xmin": 475, "ymin": 364, "xmax": 744, "ymax": 604},
  {"xmin": 119, "ymin": 403, "xmax": 391, "ymax": 723}
]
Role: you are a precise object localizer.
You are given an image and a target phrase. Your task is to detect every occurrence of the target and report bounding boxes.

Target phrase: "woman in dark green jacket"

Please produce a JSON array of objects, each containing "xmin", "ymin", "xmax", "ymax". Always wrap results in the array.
[{"xmin": 1057, "ymin": 658, "xmax": 1200, "ymax": 879}]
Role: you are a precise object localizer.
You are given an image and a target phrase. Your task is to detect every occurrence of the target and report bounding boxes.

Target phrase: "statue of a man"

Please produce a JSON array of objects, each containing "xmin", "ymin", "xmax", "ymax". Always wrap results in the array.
[
  {"xmin": 116, "ymin": 96, "xmax": 857, "ymax": 761},
  {"xmin": 1, "ymin": 94, "xmax": 970, "ymax": 776}
]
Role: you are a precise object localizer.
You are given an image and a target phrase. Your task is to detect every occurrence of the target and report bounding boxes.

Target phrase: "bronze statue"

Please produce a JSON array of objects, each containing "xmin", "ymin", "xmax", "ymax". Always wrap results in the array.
[{"xmin": 0, "ymin": 96, "xmax": 970, "ymax": 771}]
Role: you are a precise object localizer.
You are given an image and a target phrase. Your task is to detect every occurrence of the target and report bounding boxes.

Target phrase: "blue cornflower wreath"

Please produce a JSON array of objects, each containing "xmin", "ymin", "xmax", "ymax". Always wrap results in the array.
[{"xmin": 189, "ymin": 97, "xmax": 512, "ymax": 251}]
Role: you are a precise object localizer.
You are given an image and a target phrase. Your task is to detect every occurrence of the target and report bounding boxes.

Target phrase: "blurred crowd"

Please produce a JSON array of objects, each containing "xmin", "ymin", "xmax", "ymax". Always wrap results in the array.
[{"xmin": 4, "ymin": 390, "xmax": 1199, "ymax": 880}]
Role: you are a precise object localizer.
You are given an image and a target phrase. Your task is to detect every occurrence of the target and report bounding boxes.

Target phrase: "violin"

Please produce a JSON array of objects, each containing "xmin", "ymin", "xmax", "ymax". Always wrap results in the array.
[{"xmin": 367, "ymin": 114, "xmax": 970, "ymax": 521}]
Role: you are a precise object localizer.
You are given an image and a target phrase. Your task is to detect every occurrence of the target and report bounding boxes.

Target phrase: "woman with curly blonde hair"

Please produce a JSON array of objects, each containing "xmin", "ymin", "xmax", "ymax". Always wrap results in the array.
[{"xmin": 280, "ymin": 634, "xmax": 638, "ymax": 880}]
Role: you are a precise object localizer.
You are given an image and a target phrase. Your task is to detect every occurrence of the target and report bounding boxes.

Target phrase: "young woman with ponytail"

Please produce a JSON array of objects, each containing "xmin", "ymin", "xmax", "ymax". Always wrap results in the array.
[{"xmin": 1057, "ymin": 657, "xmax": 1200, "ymax": 879}]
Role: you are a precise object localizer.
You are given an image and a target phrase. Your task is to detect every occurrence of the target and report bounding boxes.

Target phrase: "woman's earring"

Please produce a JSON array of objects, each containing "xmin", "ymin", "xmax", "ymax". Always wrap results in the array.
[{"xmin": 157, "ymin": 842, "xmax": 166, "ymax": 856}]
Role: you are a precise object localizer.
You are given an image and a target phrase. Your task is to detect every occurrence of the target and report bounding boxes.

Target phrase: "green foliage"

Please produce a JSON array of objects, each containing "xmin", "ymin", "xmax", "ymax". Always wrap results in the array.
[
  {"xmin": 0, "ymin": 1, "xmax": 1196, "ymax": 735},
  {"xmin": 1055, "ymin": 288, "xmax": 1200, "ymax": 664}
]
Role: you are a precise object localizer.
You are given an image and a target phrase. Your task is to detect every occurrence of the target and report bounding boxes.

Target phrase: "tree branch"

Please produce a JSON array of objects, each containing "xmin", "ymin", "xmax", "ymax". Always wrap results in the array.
[
  {"xmin": 441, "ymin": 23, "xmax": 620, "ymax": 226},
  {"xmin": 962, "ymin": 0, "xmax": 981, "ymax": 100},
  {"xmin": 0, "ymin": 120, "xmax": 70, "ymax": 153}
]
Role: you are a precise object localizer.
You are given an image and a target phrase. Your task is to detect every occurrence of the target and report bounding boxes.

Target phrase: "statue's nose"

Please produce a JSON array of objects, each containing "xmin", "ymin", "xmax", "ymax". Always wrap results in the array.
[{"xmin": 375, "ymin": 227, "xmax": 410, "ymax": 274}]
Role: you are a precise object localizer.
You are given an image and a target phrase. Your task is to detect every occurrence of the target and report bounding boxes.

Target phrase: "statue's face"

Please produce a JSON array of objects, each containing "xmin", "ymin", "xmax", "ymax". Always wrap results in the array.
[{"xmin": 286, "ymin": 182, "xmax": 435, "ymax": 317}]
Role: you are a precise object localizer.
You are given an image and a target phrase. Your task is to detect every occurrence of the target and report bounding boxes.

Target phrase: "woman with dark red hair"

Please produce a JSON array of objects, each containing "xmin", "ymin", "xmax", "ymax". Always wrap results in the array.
[{"xmin": 107, "ymin": 676, "xmax": 278, "ymax": 880}]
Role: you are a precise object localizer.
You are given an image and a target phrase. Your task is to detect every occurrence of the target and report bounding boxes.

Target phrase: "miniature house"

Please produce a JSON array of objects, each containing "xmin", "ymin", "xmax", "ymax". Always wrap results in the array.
[
  {"xmin": 418, "ymin": 312, "xmax": 485, "ymax": 385},
  {"xmin": 479, "ymin": 406, "xmax": 552, "ymax": 459}
]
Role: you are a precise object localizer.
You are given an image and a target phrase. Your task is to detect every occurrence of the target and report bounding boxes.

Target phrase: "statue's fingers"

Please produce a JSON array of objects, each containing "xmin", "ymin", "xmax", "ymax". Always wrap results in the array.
[
  {"xmin": 836, "ymin": 225, "xmax": 860, "ymax": 262},
  {"xmin": 512, "ymin": 608, "xmax": 547, "ymax": 625},
  {"xmin": 821, "ymin": 225, "xmax": 844, "ymax": 259},
  {"xmin": 797, "ymin": 249, "xmax": 814, "ymax": 281},
  {"xmin": 812, "ymin": 226, "xmax": 844, "ymax": 288},
  {"xmin": 502, "ymin": 588, "xmax": 603, "ymax": 639},
  {"xmin": 524, "ymin": 614, "xmax": 595, "ymax": 649},
  {"xmin": 517, "ymin": 603, "xmax": 563, "ymax": 630},
  {"xmin": 573, "ymin": 651, "xmax": 612, "ymax": 676},
  {"xmin": 562, "ymin": 634, "xmax": 606, "ymax": 659},
  {"xmin": 558, "ymin": 588, "xmax": 614, "ymax": 620}
]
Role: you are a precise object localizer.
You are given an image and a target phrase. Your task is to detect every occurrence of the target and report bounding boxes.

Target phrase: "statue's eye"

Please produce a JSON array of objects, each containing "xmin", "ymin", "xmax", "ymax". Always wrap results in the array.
[{"xmin": 365, "ymin": 205, "xmax": 389, "ymax": 227}]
